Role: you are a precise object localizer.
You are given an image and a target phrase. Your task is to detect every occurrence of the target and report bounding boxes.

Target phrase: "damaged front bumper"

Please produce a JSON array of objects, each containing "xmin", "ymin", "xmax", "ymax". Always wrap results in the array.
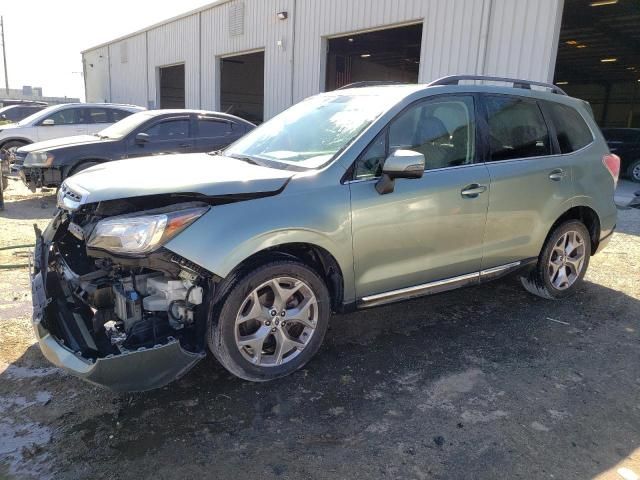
[{"xmin": 31, "ymin": 216, "xmax": 205, "ymax": 393}]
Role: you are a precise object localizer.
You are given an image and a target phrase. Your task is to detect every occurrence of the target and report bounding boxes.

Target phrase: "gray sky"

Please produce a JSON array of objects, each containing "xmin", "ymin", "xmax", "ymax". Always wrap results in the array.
[{"xmin": 0, "ymin": 0, "xmax": 215, "ymax": 101}]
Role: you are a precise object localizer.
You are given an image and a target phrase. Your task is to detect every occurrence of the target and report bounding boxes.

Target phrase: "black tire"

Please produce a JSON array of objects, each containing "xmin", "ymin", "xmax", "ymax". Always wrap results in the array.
[
  {"xmin": 520, "ymin": 220, "xmax": 591, "ymax": 300},
  {"xmin": 628, "ymin": 159, "xmax": 640, "ymax": 183},
  {"xmin": 0, "ymin": 140, "xmax": 28, "ymax": 162},
  {"xmin": 208, "ymin": 259, "xmax": 331, "ymax": 382}
]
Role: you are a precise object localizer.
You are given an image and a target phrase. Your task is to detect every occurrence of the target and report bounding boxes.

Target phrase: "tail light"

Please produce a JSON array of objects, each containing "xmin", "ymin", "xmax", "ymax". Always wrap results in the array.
[{"xmin": 603, "ymin": 153, "xmax": 620, "ymax": 186}]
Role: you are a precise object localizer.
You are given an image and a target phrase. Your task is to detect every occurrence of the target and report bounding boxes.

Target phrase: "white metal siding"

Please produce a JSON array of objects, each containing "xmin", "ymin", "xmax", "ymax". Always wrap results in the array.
[
  {"xmin": 83, "ymin": 0, "xmax": 564, "ymax": 118},
  {"xmin": 147, "ymin": 14, "xmax": 200, "ymax": 108},
  {"xmin": 108, "ymin": 33, "xmax": 147, "ymax": 106},
  {"xmin": 483, "ymin": 0, "xmax": 564, "ymax": 82},
  {"xmin": 83, "ymin": 46, "xmax": 110, "ymax": 103},
  {"xmin": 200, "ymin": 0, "xmax": 294, "ymax": 118}
]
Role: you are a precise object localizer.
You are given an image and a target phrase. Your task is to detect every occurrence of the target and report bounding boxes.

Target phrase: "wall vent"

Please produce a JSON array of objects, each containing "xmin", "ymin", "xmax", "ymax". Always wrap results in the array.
[
  {"xmin": 120, "ymin": 41, "xmax": 128, "ymax": 64},
  {"xmin": 229, "ymin": 2, "xmax": 245, "ymax": 36}
]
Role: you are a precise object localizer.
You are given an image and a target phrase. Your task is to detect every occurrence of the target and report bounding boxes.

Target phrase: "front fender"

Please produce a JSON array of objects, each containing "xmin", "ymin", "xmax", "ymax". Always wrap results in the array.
[{"xmin": 164, "ymin": 181, "xmax": 356, "ymax": 302}]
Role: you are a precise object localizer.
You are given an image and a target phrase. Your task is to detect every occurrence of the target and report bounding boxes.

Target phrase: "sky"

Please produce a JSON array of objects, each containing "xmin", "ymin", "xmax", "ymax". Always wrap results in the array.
[{"xmin": 0, "ymin": 0, "xmax": 216, "ymax": 101}]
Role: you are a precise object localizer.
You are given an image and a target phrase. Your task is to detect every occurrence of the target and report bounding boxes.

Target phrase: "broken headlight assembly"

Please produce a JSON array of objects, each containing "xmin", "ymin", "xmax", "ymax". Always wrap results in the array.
[
  {"xmin": 24, "ymin": 151, "xmax": 55, "ymax": 167},
  {"xmin": 87, "ymin": 205, "xmax": 209, "ymax": 255}
]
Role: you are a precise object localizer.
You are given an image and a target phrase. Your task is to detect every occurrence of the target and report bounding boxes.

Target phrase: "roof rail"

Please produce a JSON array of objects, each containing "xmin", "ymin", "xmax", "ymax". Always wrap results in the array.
[
  {"xmin": 427, "ymin": 75, "xmax": 568, "ymax": 96},
  {"xmin": 336, "ymin": 81, "xmax": 405, "ymax": 90}
]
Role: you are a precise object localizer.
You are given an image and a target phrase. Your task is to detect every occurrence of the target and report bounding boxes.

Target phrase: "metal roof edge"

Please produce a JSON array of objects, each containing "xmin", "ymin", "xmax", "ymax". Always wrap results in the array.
[{"xmin": 80, "ymin": 0, "xmax": 233, "ymax": 54}]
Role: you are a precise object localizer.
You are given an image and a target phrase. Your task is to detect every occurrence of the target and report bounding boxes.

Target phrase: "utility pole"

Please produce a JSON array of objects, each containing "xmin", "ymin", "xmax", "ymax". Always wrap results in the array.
[{"xmin": 1, "ymin": 16, "xmax": 8, "ymax": 95}]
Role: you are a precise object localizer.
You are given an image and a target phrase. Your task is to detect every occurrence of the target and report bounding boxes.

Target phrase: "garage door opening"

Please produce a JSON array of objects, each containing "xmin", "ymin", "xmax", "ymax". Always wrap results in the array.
[
  {"xmin": 159, "ymin": 64, "xmax": 185, "ymax": 109},
  {"xmin": 554, "ymin": 0, "xmax": 640, "ymax": 127},
  {"xmin": 325, "ymin": 23, "xmax": 422, "ymax": 91},
  {"xmin": 220, "ymin": 51, "xmax": 264, "ymax": 123}
]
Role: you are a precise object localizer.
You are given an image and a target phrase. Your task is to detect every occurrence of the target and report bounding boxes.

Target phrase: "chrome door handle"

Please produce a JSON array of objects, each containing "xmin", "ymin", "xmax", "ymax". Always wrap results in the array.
[
  {"xmin": 549, "ymin": 169, "xmax": 566, "ymax": 181},
  {"xmin": 461, "ymin": 184, "xmax": 487, "ymax": 198}
]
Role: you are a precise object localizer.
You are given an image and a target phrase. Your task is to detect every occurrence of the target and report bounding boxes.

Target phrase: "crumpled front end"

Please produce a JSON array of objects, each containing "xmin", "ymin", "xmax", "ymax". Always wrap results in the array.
[{"xmin": 31, "ymin": 206, "xmax": 211, "ymax": 393}]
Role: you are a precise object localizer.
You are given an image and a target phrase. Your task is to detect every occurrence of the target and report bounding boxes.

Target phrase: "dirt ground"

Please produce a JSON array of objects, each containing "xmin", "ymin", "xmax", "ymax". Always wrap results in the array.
[{"xmin": 1, "ymin": 176, "xmax": 639, "ymax": 480}]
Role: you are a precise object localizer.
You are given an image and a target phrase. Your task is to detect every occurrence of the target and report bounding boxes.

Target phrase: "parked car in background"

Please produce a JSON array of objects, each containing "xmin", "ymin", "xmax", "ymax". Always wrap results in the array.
[
  {"xmin": 16, "ymin": 110, "xmax": 255, "ymax": 190},
  {"xmin": 0, "ymin": 103, "xmax": 144, "ymax": 160},
  {"xmin": 601, "ymin": 128, "xmax": 640, "ymax": 182},
  {"xmin": 0, "ymin": 104, "xmax": 47, "ymax": 125},
  {"xmin": 31, "ymin": 76, "xmax": 618, "ymax": 392},
  {"xmin": 0, "ymin": 99, "xmax": 47, "ymax": 108}
]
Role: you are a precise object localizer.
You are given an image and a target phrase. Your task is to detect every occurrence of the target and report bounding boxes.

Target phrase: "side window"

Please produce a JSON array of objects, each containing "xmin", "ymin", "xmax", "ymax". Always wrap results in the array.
[
  {"xmin": 142, "ymin": 119, "xmax": 189, "ymax": 140},
  {"xmin": 111, "ymin": 109, "xmax": 133, "ymax": 122},
  {"xmin": 42, "ymin": 108, "xmax": 81, "ymax": 125},
  {"xmin": 355, "ymin": 133, "xmax": 387, "ymax": 180},
  {"xmin": 4, "ymin": 108, "xmax": 21, "ymax": 121},
  {"xmin": 84, "ymin": 108, "xmax": 111, "ymax": 124},
  {"xmin": 197, "ymin": 119, "xmax": 232, "ymax": 137},
  {"xmin": 389, "ymin": 96, "xmax": 475, "ymax": 171},
  {"xmin": 545, "ymin": 102, "xmax": 593, "ymax": 154},
  {"xmin": 354, "ymin": 96, "xmax": 476, "ymax": 179},
  {"xmin": 485, "ymin": 96, "xmax": 551, "ymax": 161}
]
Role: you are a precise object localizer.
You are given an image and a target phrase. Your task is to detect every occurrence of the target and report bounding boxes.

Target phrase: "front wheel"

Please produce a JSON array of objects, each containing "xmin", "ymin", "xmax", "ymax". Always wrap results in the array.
[
  {"xmin": 208, "ymin": 260, "xmax": 330, "ymax": 381},
  {"xmin": 520, "ymin": 220, "xmax": 591, "ymax": 299}
]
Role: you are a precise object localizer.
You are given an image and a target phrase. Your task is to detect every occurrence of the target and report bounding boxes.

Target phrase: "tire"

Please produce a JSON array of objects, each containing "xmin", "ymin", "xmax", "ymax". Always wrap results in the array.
[
  {"xmin": 68, "ymin": 161, "xmax": 99, "ymax": 177},
  {"xmin": 208, "ymin": 259, "xmax": 331, "ymax": 382},
  {"xmin": 0, "ymin": 140, "xmax": 28, "ymax": 162},
  {"xmin": 628, "ymin": 159, "xmax": 640, "ymax": 183},
  {"xmin": 520, "ymin": 220, "xmax": 591, "ymax": 300}
]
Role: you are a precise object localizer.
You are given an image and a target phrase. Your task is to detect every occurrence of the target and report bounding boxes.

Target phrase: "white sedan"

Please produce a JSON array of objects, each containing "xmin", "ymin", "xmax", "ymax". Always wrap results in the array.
[{"xmin": 0, "ymin": 103, "xmax": 144, "ymax": 159}]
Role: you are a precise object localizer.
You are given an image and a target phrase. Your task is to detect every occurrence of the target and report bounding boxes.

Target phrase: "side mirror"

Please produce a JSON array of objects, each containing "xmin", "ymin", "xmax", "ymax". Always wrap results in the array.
[
  {"xmin": 41, "ymin": 118, "xmax": 55, "ymax": 126},
  {"xmin": 375, "ymin": 149, "xmax": 425, "ymax": 195},
  {"xmin": 135, "ymin": 132, "xmax": 150, "ymax": 144}
]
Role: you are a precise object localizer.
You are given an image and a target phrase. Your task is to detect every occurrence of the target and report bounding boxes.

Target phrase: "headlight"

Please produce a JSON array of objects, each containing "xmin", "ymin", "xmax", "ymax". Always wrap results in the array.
[
  {"xmin": 87, "ymin": 205, "xmax": 209, "ymax": 255},
  {"xmin": 24, "ymin": 151, "xmax": 55, "ymax": 167}
]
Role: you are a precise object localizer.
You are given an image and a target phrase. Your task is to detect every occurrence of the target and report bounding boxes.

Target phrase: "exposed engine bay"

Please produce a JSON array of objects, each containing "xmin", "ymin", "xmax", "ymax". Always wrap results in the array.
[{"xmin": 39, "ymin": 198, "xmax": 214, "ymax": 367}]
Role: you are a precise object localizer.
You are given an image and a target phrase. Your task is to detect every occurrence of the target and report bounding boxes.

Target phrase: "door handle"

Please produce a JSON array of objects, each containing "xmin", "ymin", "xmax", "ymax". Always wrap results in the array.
[
  {"xmin": 179, "ymin": 143, "xmax": 191, "ymax": 148},
  {"xmin": 461, "ymin": 184, "xmax": 487, "ymax": 198},
  {"xmin": 549, "ymin": 169, "xmax": 566, "ymax": 181}
]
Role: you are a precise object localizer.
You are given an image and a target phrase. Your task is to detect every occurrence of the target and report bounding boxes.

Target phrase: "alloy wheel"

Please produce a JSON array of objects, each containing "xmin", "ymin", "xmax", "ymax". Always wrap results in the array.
[
  {"xmin": 548, "ymin": 230, "xmax": 586, "ymax": 290},
  {"xmin": 234, "ymin": 276, "xmax": 318, "ymax": 367}
]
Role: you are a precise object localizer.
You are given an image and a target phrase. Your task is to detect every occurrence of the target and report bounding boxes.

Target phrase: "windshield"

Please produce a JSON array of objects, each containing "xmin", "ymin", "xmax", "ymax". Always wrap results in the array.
[
  {"xmin": 224, "ymin": 94, "xmax": 396, "ymax": 169},
  {"xmin": 98, "ymin": 111, "xmax": 154, "ymax": 139},
  {"xmin": 16, "ymin": 104, "xmax": 60, "ymax": 126}
]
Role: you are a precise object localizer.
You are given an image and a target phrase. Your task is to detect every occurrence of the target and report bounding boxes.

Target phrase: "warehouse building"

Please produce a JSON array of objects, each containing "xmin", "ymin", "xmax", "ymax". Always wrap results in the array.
[{"xmin": 82, "ymin": 0, "xmax": 640, "ymax": 127}]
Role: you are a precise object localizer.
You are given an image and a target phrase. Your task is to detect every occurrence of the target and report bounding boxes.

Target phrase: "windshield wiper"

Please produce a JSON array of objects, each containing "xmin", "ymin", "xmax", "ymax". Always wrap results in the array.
[{"xmin": 226, "ymin": 153, "xmax": 262, "ymax": 165}]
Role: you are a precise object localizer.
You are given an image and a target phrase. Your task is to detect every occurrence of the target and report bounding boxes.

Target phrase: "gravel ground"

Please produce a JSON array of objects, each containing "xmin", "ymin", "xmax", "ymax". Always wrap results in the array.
[{"xmin": 1, "ymin": 176, "xmax": 639, "ymax": 480}]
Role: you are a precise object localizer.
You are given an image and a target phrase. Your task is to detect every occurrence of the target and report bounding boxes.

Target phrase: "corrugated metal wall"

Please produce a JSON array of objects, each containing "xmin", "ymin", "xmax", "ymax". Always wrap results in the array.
[
  {"xmin": 147, "ymin": 14, "xmax": 200, "ymax": 108},
  {"xmin": 200, "ymin": 0, "xmax": 294, "ymax": 118},
  {"xmin": 83, "ymin": 46, "xmax": 110, "ymax": 103},
  {"xmin": 108, "ymin": 33, "xmax": 147, "ymax": 106},
  {"xmin": 83, "ymin": 0, "xmax": 564, "ymax": 117}
]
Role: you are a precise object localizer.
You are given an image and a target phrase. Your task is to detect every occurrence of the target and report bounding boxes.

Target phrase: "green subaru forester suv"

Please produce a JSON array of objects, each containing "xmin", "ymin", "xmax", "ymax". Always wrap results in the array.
[{"xmin": 32, "ymin": 76, "xmax": 619, "ymax": 392}]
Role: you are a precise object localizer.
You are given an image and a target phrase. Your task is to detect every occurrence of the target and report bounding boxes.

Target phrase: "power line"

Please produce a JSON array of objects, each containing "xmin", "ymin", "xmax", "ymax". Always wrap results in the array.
[{"xmin": 0, "ymin": 16, "xmax": 8, "ymax": 95}]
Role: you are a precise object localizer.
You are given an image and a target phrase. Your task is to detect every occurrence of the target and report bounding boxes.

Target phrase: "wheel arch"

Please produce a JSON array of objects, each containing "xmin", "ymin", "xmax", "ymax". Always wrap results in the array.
[
  {"xmin": 0, "ymin": 137, "xmax": 32, "ymax": 149},
  {"xmin": 65, "ymin": 158, "xmax": 109, "ymax": 178},
  {"xmin": 225, "ymin": 242, "xmax": 345, "ymax": 313},
  {"xmin": 546, "ymin": 205, "xmax": 601, "ymax": 255}
]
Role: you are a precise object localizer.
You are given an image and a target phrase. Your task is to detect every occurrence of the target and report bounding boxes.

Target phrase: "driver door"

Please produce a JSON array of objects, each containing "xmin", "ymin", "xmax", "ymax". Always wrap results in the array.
[
  {"xmin": 35, "ymin": 107, "xmax": 87, "ymax": 141},
  {"xmin": 349, "ymin": 95, "xmax": 490, "ymax": 301}
]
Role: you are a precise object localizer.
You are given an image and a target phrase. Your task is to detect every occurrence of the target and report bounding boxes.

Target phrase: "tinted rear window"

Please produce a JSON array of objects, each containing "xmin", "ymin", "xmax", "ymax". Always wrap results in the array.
[
  {"xmin": 485, "ymin": 96, "xmax": 551, "ymax": 161},
  {"xmin": 545, "ymin": 102, "xmax": 593, "ymax": 154}
]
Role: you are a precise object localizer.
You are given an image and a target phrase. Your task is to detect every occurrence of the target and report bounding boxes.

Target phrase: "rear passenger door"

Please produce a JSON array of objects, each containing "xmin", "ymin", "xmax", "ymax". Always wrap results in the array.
[
  {"xmin": 126, "ymin": 116, "xmax": 194, "ymax": 158},
  {"xmin": 479, "ymin": 95, "xmax": 575, "ymax": 271},
  {"xmin": 194, "ymin": 116, "xmax": 236, "ymax": 152}
]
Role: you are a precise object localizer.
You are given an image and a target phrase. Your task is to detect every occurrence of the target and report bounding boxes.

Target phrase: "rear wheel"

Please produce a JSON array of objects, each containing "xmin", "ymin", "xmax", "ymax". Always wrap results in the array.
[
  {"xmin": 520, "ymin": 220, "xmax": 591, "ymax": 299},
  {"xmin": 628, "ymin": 159, "xmax": 640, "ymax": 183},
  {"xmin": 208, "ymin": 260, "xmax": 330, "ymax": 381}
]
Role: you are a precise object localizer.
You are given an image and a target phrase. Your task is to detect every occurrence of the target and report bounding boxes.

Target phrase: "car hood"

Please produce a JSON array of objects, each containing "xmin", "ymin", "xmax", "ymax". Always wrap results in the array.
[
  {"xmin": 63, "ymin": 153, "xmax": 295, "ymax": 204},
  {"xmin": 18, "ymin": 135, "xmax": 109, "ymax": 153}
]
